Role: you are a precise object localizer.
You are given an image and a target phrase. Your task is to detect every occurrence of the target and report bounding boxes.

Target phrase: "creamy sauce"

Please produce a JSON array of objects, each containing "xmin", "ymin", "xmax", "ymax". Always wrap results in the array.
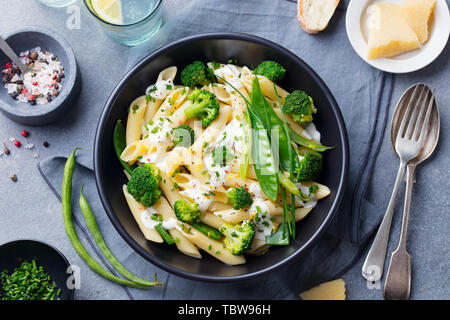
[
  {"xmin": 203, "ymin": 119, "xmax": 245, "ymax": 187},
  {"xmin": 179, "ymin": 179, "xmax": 215, "ymax": 212},
  {"xmin": 145, "ymin": 79, "xmax": 174, "ymax": 100},
  {"xmin": 296, "ymin": 182, "xmax": 318, "ymax": 209},
  {"xmin": 302, "ymin": 123, "xmax": 321, "ymax": 142},
  {"xmin": 209, "ymin": 63, "xmax": 243, "ymax": 91},
  {"xmin": 203, "ymin": 152, "xmax": 228, "ymax": 187},
  {"xmin": 141, "ymin": 207, "xmax": 178, "ymax": 230},
  {"xmin": 162, "ymin": 218, "xmax": 178, "ymax": 230},
  {"xmin": 139, "ymin": 117, "xmax": 172, "ymax": 165},
  {"xmin": 141, "ymin": 207, "xmax": 159, "ymax": 229},
  {"xmin": 248, "ymin": 183, "xmax": 275, "ymax": 240}
]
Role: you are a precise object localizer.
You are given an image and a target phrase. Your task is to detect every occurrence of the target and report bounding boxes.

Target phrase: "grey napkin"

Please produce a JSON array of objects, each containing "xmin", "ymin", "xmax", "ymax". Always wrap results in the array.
[{"xmin": 38, "ymin": 0, "xmax": 396, "ymax": 299}]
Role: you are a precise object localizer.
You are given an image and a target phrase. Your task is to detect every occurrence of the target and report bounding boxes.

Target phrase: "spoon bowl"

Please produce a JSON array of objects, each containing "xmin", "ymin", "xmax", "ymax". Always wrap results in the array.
[{"xmin": 391, "ymin": 83, "xmax": 440, "ymax": 165}]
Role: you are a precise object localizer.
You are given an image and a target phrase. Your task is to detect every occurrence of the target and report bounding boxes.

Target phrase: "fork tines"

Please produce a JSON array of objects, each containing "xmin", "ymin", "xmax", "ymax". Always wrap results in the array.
[{"xmin": 398, "ymin": 84, "xmax": 435, "ymax": 142}]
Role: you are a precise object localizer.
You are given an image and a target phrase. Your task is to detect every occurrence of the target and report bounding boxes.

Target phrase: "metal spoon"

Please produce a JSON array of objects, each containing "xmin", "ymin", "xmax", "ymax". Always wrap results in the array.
[
  {"xmin": 362, "ymin": 83, "xmax": 434, "ymax": 282},
  {"xmin": 0, "ymin": 35, "xmax": 31, "ymax": 75},
  {"xmin": 383, "ymin": 85, "xmax": 440, "ymax": 300}
]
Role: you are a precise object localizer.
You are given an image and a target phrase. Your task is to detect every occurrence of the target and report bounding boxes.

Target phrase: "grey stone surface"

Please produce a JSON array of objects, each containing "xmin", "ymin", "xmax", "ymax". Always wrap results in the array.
[{"xmin": 0, "ymin": 0, "xmax": 448, "ymax": 300}]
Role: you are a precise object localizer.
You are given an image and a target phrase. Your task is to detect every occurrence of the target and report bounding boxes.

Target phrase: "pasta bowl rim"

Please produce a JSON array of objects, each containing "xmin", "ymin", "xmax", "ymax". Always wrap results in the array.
[{"xmin": 94, "ymin": 32, "xmax": 349, "ymax": 283}]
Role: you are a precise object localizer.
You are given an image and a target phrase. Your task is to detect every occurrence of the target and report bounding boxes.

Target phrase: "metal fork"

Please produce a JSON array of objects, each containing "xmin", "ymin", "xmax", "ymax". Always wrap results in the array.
[{"xmin": 362, "ymin": 84, "xmax": 434, "ymax": 282}]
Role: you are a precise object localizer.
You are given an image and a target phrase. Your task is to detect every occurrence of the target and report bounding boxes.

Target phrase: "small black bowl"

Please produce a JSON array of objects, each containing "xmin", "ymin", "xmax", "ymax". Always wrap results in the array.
[
  {"xmin": 0, "ymin": 27, "xmax": 79, "ymax": 126},
  {"xmin": 94, "ymin": 33, "xmax": 349, "ymax": 282},
  {"xmin": 0, "ymin": 240, "xmax": 75, "ymax": 300}
]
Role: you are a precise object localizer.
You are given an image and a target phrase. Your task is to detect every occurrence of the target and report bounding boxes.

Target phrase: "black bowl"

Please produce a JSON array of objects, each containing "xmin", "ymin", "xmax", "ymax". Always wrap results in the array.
[
  {"xmin": 0, "ymin": 240, "xmax": 75, "ymax": 299},
  {"xmin": 94, "ymin": 33, "xmax": 349, "ymax": 282}
]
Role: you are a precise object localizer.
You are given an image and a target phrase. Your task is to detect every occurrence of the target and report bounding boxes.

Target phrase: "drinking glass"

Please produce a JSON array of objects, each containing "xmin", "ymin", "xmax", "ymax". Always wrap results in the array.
[
  {"xmin": 39, "ymin": 0, "xmax": 77, "ymax": 7},
  {"xmin": 84, "ymin": 0, "xmax": 163, "ymax": 46}
]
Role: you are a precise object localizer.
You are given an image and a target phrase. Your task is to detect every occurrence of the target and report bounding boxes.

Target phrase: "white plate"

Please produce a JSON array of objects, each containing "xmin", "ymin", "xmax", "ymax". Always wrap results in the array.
[{"xmin": 346, "ymin": 0, "xmax": 450, "ymax": 73}]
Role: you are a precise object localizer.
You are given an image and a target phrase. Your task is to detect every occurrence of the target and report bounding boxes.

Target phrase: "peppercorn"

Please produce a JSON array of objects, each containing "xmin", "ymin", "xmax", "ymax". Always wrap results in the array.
[
  {"xmin": 21, "ymin": 130, "xmax": 29, "ymax": 137},
  {"xmin": 53, "ymin": 89, "xmax": 59, "ymax": 97},
  {"xmin": 10, "ymin": 174, "xmax": 17, "ymax": 182},
  {"xmin": 29, "ymin": 51, "xmax": 38, "ymax": 60},
  {"xmin": 42, "ymin": 141, "xmax": 49, "ymax": 148},
  {"xmin": 14, "ymin": 140, "xmax": 21, "ymax": 147},
  {"xmin": 3, "ymin": 143, "xmax": 10, "ymax": 155}
]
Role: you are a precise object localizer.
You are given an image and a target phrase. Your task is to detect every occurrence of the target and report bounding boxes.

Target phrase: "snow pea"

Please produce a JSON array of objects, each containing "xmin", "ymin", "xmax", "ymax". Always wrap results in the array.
[
  {"xmin": 288, "ymin": 128, "xmax": 333, "ymax": 152},
  {"xmin": 251, "ymin": 77, "xmax": 296, "ymax": 172},
  {"xmin": 113, "ymin": 120, "xmax": 134, "ymax": 175},
  {"xmin": 249, "ymin": 107, "xmax": 279, "ymax": 202},
  {"xmin": 240, "ymin": 108, "xmax": 252, "ymax": 179},
  {"xmin": 216, "ymin": 75, "xmax": 279, "ymax": 201}
]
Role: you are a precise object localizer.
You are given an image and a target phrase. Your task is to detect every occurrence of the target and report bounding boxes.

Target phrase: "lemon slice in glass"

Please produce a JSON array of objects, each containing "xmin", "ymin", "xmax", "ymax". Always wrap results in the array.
[{"xmin": 90, "ymin": 0, "xmax": 123, "ymax": 25}]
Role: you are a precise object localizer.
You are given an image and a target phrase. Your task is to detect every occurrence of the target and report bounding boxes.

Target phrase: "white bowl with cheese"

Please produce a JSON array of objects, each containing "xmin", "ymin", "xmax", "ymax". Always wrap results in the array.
[{"xmin": 346, "ymin": 0, "xmax": 449, "ymax": 73}]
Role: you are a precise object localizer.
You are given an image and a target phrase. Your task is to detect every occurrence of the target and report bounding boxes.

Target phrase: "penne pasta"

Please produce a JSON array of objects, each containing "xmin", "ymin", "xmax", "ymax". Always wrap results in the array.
[
  {"xmin": 122, "ymin": 185, "xmax": 163, "ymax": 243},
  {"xmin": 126, "ymin": 96, "xmax": 147, "ymax": 145},
  {"xmin": 175, "ymin": 223, "xmax": 246, "ymax": 265},
  {"xmin": 117, "ymin": 61, "xmax": 332, "ymax": 265},
  {"xmin": 155, "ymin": 197, "xmax": 201, "ymax": 259}
]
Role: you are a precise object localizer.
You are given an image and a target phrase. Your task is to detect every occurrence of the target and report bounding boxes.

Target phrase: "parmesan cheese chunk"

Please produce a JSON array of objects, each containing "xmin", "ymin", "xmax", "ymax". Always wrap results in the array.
[
  {"xmin": 299, "ymin": 279, "xmax": 346, "ymax": 300},
  {"xmin": 402, "ymin": 0, "xmax": 436, "ymax": 44},
  {"xmin": 367, "ymin": 3, "xmax": 420, "ymax": 60}
]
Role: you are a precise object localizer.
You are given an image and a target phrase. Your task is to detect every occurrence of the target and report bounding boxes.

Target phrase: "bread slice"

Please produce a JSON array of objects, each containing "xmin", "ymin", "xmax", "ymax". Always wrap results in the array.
[{"xmin": 297, "ymin": 0, "xmax": 340, "ymax": 34}]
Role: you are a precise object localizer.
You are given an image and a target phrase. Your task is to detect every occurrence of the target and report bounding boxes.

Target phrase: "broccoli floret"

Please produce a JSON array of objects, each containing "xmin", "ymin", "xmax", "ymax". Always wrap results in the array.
[
  {"xmin": 174, "ymin": 198, "xmax": 202, "ymax": 223},
  {"xmin": 185, "ymin": 89, "xmax": 219, "ymax": 128},
  {"xmin": 180, "ymin": 61, "xmax": 216, "ymax": 88},
  {"xmin": 127, "ymin": 163, "xmax": 162, "ymax": 207},
  {"xmin": 172, "ymin": 124, "xmax": 194, "ymax": 148},
  {"xmin": 253, "ymin": 61, "xmax": 286, "ymax": 82},
  {"xmin": 282, "ymin": 90, "xmax": 317, "ymax": 125},
  {"xmin": 219, "ymin": 221, "xmax": 256, "ymax": 255},
  {"xmin": 226, "ymin": 186, "xmax": 253, "ymax": 210},
  {"xmin": 212, "ymin": 145, "xmax": 234, "ymax": 166},
  {"xmin": 296, "ymin": 151, "xmax": 323, "ymax": 182}
]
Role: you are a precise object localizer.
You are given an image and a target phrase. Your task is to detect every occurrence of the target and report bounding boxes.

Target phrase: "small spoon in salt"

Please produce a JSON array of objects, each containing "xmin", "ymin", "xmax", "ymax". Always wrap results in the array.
[{"xmin": 0, "ymin": 35, "xmax": 32, "ymax": 75}]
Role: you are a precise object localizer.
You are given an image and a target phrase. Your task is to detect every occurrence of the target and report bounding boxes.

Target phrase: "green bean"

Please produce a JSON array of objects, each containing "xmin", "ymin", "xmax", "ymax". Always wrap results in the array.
[
  {"xmin": 154, "ymin": 223, "xmax": 175, "ymax": 245},
  {"xmin": 113, "ymin": 120, "xmax": 134, "ymax": 175},
  {"xmin": 192, "ymin": 222, "xmax": 223, "ymax": 240},
  {"xmin": 62, "ymin": 148, "xmax": 160, "ymax": 289},
  {"xmin": 79, "ymin": 185, "xmax": 162, "ymax": 287}
]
